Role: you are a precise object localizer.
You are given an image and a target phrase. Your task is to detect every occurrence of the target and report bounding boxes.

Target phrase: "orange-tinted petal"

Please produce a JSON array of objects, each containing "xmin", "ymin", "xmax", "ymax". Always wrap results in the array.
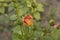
[
  {"xmin": 23, "ymin": 14, "xmax": 34, "ymax": 26},
  {"xmin": 25, "ymin": 14, "xmax": 33, "ymax": 19}
]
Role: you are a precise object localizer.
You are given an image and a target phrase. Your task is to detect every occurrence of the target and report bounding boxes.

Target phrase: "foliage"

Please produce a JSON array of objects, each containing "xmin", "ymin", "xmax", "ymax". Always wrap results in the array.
[
  {"xmin": 0, "ymin": 0, "xmax": 60, "ymax": 40},
  {"xmin": 0, "ymin": 0, "xmax": 44, "ymax": 40},
  {"xmin": 11, "ymin": 0, "xmax": 44, "ymax": 40}
]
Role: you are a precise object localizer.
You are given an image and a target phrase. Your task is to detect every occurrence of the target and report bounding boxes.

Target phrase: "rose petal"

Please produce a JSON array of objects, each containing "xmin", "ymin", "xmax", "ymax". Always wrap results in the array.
[{"xmin": 53, "ymin": 22, "xmax": 60, "ymax": 29}]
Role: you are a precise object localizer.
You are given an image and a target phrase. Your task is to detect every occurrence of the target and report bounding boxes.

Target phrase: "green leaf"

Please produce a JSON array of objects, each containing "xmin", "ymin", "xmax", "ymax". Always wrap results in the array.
[
  {"xmin": 20, "ymin": 0, "xmax": 26, "ymax": 4},
  {"xmin": 13, "ymin": 25, "xmax": 21, "ymax": 34},
  {"xmin": 0, "ymin": 0, "xmax": 10, "ymax": 2},
  {"xmin": 12, "ymin": 33, "xmax": 22, "ymax": 40},
  {"xmin": 33, "ymin": 0, "xmax": 36, "ymax": 3},
  {"xmin": 10, "ymin": 14, "xmax": 17, "ymax": 20},
  {"xmin": 0, "ymin": 2, "xmax": 8, "ymax": 7},
  {"xmin": 17, "ymin": 9, "xmax": 24, "ymax": 17},
  {"xmin": 37, "ymin": 3, "xmax": 44, "ymax": 12},
  {"xmin": 18, "ymin": 7, "xmax": 29, "ymax": 16},
  {"xmin": 33, "ymin": 12, "xmax": 41, "ymax": 20},
  {"xmin": 26, "ymin": 0, "xmax": 31, "ymax": 7},
  {"xmin": 0, "ymin": 0, "xmax": 4, "ymax": 2},
  {"xmin": 0, "ymin": 7, "xmax": 4, "ymax": 14},
  {"xmin": 12, "ymin": 25, "xmax": 24, "ymax": 40},
  {"xmin": 51, "ymin": 29, "xmax": 60, "ymax": 40},
  {"xmin": 8, "ymin": 2, "xmax": 14, "ymax": 12}
]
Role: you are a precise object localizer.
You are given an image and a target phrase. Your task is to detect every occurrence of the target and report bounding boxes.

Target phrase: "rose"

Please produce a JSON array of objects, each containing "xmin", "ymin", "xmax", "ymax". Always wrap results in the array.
[
  {"xmin": 53, "ymin": 22, "xmax": 60, "ymax": 29},
  {"xmin": 23, "ymin": 14, "xmax": 34, "ymax": 26}
]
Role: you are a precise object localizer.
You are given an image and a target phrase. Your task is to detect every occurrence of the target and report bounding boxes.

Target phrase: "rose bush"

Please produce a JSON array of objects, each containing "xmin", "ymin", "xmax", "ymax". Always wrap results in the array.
[{"xmin": 0, "ymin": 0, "xmax": 60, "ymax": 40}]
